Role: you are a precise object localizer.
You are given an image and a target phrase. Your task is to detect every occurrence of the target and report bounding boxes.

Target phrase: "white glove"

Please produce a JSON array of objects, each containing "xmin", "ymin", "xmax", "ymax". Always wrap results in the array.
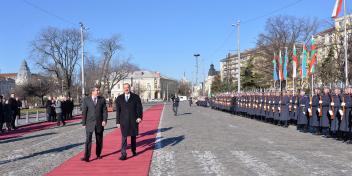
[
  {"xmin": 116, "ymin": 124, "xmax": 120, "ymax": 128},
  {"xmin": 308, "ymin": 108, "xmax": 312, "ymax": 113},
  {"xmin": 278, "ymin": 107, "xmax": 281, "ymax": 111},
  {"xmin": 342, "ymin": 102, "xmax": 346, "ymax": 106},
  {"xmin": 339, "ymin": 109, "xmax": 344, "ymax": 116},
  {"xmin": 318, "ymin": 108, "xmax": 321, "ymax": 113},
  {"xmin": 136, "ymin": 118, "xmax": 142, "ymax": 123},
  {"xmin": 319, "ymin": 100, "xmax": 323, "ymax": 104},
  {"xmin": 331, "ymin": 102, "xmax": 335, "ymax": 106},
  {"xmin": 329, "ymin": 110, "xmax": 333, "ymax": 116},
  {"xmin": 294, "ymin": 106, "xmax": 297, "ymax": 109}
]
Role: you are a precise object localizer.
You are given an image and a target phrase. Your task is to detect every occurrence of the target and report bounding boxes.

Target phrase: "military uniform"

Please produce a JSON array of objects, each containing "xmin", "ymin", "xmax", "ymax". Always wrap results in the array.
[
  {"xmin": 297, "ymin": 94, "xmax": 309, "ymax": 131},
  {"xmin": 320, "ymin": 93, "xmax": 331, "ymax": 135},
  {"xmin": 339, "ymin": 93, "xmax": 351, "ymax": 138},
  {"xmin": 330, "ymin": 93, "xmax": 341, "ymax": 135},
  {"xmin": 280, "ymin": 94, "xmax": 290, "ymax": 127},
  {"xmin": 309, "ymin": 94, "xmax": 320, "ymax": 133}
]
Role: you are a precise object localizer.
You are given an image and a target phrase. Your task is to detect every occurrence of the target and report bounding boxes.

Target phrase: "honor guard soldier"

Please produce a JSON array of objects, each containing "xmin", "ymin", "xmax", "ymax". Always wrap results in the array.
[
  {"xmin": 330, "ymin": 87, "xmax": 342, "ymax": 138},
  {"xmin": 320, "ymin": 86, "xmax": 331, "ymax": 137},
  {"xmin": 309, "ymin": 87, "xmax": 320, "ymax": 134},
  {"xmin": 339, "ymin": 86, "xmax": 352, "ymax": 141},
  {"xmin": 280, "ymin": 91, "xmax": 290, "ymax": 127},
  {"xmin": 297, "ymin": 90, "xmax": 309, "ymax": 132}
]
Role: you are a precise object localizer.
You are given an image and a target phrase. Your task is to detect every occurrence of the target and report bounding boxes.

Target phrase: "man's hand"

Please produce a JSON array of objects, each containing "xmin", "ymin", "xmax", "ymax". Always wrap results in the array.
[
  {"xmin": 102, "ymin": 121, "xmax": 106, "ymax": 127},
  {"xmin": 116, "ymin": 124, "xmax": 120, "ymax": 128},
  {"xmin": 136, "ymin": 118, "xmax": 142, "ymax": 123}
]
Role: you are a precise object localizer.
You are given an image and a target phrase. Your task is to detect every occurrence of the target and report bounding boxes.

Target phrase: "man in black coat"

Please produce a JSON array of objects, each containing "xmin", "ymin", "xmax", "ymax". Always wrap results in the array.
[
  {"xmin": 171, "ymin": 95, "xmax": 180, "ymax": 116},
  {"xmin": 81, "ymin": 85, "xmax": 108, "ymax": 162},
  {"xmin": 45, "ymin": 96, "xmax": 53, "ymax": 122},
  {"xmin": 8, "ymin": 93, "xmax": 18, "ymax": 130},
  {"xmin": 116, "ymin": 83, "xmax": 143, "ymax": 160}
]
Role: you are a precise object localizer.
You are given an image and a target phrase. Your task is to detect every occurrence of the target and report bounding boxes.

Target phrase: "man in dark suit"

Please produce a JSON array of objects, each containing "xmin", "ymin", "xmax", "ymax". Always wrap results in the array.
[
  {"xmin": 116, "ymin": 83, "xmax": 143, "ymax": 160},
  {"xmin": 81, "ymin": 85, "xmax": 108, "ymax": 162}
]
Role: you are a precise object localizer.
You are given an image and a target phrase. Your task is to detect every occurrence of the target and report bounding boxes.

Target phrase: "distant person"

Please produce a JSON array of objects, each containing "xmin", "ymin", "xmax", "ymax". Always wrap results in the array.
[
  {"xmin": 115, "ymin": 83, "xmax": 143, "ymax": 160},
  {"xmin": 46, "ymin": 96, "xmax": 53, "ymax": 122},
  {"xmin": 8, "ymin": 93, "xmax": 18, "ymax": 130},
  {"xmin": 81, "ymin": 85, "xmax": 108, "ymax": 162},
  {"xmin": 3, "ymin": 99, "xmax": 12, "ymax": 131},
  {"xmin": 188, "ymin": 97, "xmax": 193, "ymax": 107},
  {"xmin": 171, "ymin": 94, "xmax": 180, "ymax": 116},
  {"xmin": 55, "ymin": 96, "xmax": 65, "ymax": 126},
  {"xmin": 15, "ymin": 97, "xmax": 22, "ymax": 120}
]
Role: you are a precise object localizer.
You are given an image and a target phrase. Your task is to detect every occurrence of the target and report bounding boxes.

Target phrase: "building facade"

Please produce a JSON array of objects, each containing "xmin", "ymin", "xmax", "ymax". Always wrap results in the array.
[
  {"xmin": 111, "ymin": 71, "xmax": 178, "ymax": 102},
  {"xmin": 219, "ymin": 49, "xmax": 257, "ymax": 82}
]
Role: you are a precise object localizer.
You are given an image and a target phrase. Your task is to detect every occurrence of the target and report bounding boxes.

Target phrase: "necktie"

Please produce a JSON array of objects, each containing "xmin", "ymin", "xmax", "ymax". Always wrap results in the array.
[
  {"xmin": 125, "ymin": 95, "xmax": 129, "ymax": 102},
  {"xmin": 93, "ymin": 97, "xmax": 97, "ymax": 105}
]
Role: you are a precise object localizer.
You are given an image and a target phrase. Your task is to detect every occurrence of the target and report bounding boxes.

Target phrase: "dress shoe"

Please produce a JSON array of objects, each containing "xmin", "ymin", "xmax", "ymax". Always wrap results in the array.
[
  {"xmin": 119, "ymin": 155, "xmax": 127, "ymax": 160},
  {"xmin": 97, "ymin": 156, "xmax": 102, "ymax": 159},
  {"xmin": 132, "ymin": 152, "xmax": 137, "ymax": 156},
  {"xmin": 80, "ymin": 157, "xmax": 89, "ymax": 162}
]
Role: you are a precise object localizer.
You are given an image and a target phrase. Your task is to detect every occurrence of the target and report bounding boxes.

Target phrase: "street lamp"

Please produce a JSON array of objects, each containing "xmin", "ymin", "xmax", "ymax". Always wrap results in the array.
[{"xmin": 193, "ymin": 54, "xmax": 200, "ymax": 86}]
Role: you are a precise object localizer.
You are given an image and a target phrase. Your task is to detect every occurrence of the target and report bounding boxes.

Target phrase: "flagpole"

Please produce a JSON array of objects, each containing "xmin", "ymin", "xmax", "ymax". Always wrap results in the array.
[
  {"xmin": 344, "ymin": 0, "xmax": 349, "ymax": 86},
  {"xmin": 311, "ymin": 74, "xmax": 314, "ymax": 95},
  {"xmin": 293, "ymin": 77, "xmax": 295, "ymax": 96}
]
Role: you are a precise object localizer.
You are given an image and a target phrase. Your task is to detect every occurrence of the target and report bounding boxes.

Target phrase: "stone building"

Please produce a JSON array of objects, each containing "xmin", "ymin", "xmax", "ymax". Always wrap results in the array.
[{"xmin": 111, "ymin": 70, "xmax": 178, "ymax": 102}]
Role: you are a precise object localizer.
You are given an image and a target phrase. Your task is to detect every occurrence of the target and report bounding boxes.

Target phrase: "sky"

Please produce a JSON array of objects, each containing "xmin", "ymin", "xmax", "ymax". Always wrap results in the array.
[{"xmin": 0, "ymin": 0, "xmax": 342, "ymax": 82}]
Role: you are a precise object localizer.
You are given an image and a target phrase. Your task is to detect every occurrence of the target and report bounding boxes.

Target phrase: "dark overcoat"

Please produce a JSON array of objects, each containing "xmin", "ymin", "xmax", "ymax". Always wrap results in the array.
[{"xmin": 115, "ymin": 93, "xmax": 143, "ymax": 137}]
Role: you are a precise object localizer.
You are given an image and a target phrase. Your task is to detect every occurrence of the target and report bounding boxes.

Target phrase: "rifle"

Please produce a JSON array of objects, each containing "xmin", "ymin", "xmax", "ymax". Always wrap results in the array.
[
  {"xmin": 330, "ymin": 96, "xmax": 335, "ymax": 120},
  {"xmin": 309, "ymin": 96, "xmax": 313, "ymax": 117},
  {"xmin": 341, "ymin": 96, "xmax": 346, "ymax": 119},
  {"xmin": 319, "ymin": 95, "xmax": 323, "ymax": 117}
]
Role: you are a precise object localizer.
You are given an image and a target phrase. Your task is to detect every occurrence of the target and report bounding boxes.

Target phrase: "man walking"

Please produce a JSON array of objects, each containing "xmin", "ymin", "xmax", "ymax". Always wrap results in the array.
[
  {"xmin": 8, "ymin": 93, "xmax": 18, "ymax": 130},
  {"xmin": 171, "ymin": 94, "xmax": 180, "ymax": 116},
  {"xmin": 81, "ymin": 85, "xmax": 108, "ymax": 162},
  {"xmin": 116, "ymin": 83, "xmax": 143, "ymax": 160}
]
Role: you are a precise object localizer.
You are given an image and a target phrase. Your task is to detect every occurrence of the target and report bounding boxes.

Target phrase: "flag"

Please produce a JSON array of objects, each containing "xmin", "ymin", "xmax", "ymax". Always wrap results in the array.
[
  {"xmin": 332, "ymin": 0, "xmax": 343, "ymax": 18},
  {"xmin": 283, "ymin": 47, "xmax": 288, "ymax": 80},
  {"xmin": 309, "ymin": 36, "xmax": 317, "ymax": 75},
  {"xmin": 273, "ymin": 52, "xmax": 278, "ymax": 81},
  {"xmin": 279, "ymin": 50, "xmax": 284, "ymax": 81},
  {"xmin": 302, "ymin": 44, "xmax": 307, "ymax": 79},
  {"xmin": 292, "ymin": 44, "xmax": 297, "ymax": 78}
]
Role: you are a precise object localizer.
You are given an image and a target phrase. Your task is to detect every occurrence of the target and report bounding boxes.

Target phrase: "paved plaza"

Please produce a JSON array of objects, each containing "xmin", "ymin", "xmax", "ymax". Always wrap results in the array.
[{"xmin": 1, "ymin": 102, "xmax": 352, "ymax": 176}]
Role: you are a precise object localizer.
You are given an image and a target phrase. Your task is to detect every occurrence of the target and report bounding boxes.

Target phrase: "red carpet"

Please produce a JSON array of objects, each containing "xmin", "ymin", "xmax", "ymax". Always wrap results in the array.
[
  {"xmin": 0, "ymin": 116, "xmax": 82, "ymax": 141},
  {"xmin": 46, "ymin": 104, "xmax": 164, "ymax": 176}
]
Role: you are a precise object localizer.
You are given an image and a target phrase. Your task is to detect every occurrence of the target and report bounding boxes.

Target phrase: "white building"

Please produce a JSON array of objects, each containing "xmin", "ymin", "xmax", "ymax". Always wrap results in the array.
[{"xmin": 111, "ymin": 71, "xmax": 178, "ymax": 102}]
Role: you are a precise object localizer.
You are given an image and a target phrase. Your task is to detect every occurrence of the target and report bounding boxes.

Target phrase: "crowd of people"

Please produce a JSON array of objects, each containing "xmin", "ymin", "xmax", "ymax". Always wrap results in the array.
[
  {"xmin": 205, "ymin": 86, "xmax": 352, "ymax": 143},
  {"xmin": 45, "ymin": 96, "xmax": 75, "ymax": 126},
  {"xmin": 0, "ymin": 93, "xmax": 76, "ymax": 132},
  {"xmin": 0, "ymin": 93, "xmax": 22, "ymax": 132}
]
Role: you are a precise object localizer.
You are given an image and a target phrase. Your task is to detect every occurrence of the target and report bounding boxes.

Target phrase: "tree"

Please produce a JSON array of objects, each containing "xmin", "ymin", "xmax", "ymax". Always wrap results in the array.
[
  {"xmin": 256, "ymin": 15, "xmax": 319, "ymax": 89},
  {"xmin": 241, "ymin": 57, "xmax": 260, "ymax": 90},
  {"xmin": 178, "ymin": 81, "xmax": 191, "ymax": 96},
  {"xmin": 96, "ymin": 35, "xmax": 121, "ymax": 95},
  {"xmin": 17, "ymin": 77, "xmax": 52, "ymax": 106},
  {"xmin": 30, "ymin": 27, "xmax": 82, "ymax": 97}
]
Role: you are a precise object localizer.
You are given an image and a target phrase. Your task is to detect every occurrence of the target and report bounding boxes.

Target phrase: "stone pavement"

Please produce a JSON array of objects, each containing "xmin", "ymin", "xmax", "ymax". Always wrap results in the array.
[
  {"xmin": 150, "ymin": 101, "xmax": 352, "ymax": 176},
  {"xmin": 3, "ymin": 101, "xmax": 352, "ymax": 176},
  {"xmin": 0, "ymin": 103, "xmax": 155, "ymax": 176}
]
